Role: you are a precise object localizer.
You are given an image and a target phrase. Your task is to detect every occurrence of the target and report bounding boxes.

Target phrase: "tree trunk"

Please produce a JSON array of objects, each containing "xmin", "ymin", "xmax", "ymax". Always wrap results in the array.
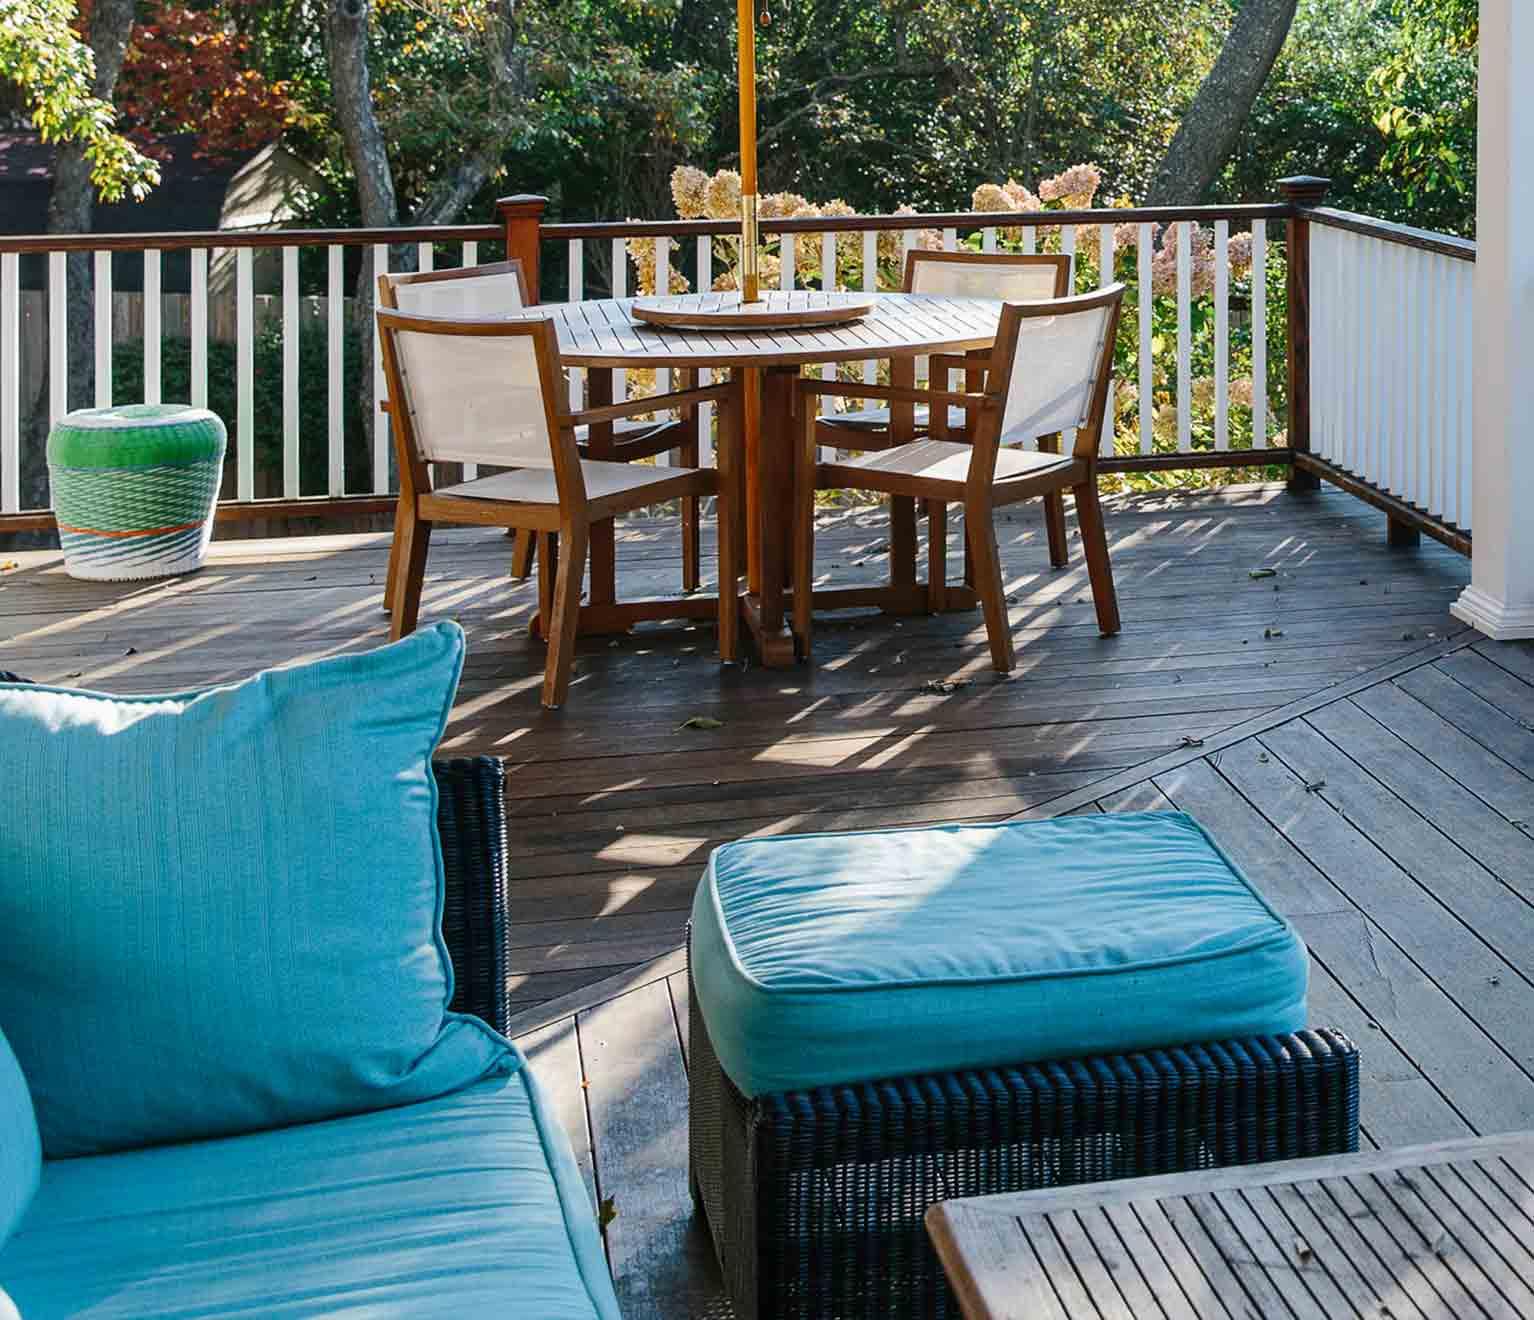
[
  {"xmin": 325, "ymin": 0, "xmax": 403, "ymax": 470},
  {"xmin": 18, "ymin": 0, "xmax": 137, "ymax": 517},
  {"xmin": 1144, "ymin": 0, "xmax": 1298, "ymax": 205}
]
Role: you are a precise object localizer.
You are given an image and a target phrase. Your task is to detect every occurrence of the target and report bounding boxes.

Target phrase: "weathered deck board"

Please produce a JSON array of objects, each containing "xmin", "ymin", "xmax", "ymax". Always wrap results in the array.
[
  {"xmin": 1, "ymin": 484, "xmax": 1477, "ymax": 1014},
  {"xmin": 510, "ymin": 634, "xmax": 1534, "ymax": 1315}
]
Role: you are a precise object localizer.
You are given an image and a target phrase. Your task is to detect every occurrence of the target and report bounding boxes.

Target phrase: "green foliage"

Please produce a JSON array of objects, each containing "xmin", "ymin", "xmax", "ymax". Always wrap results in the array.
[
  {"xmin": 110, "ymin": 320, "xmax": 372, "ymax": 496},
  {"xmin": 0, "ymin": 0, "xmax": 159, "ymax": 203},
  {"xmin": 1367, "ymin": 0, "xmax": 1477, "ymax": 231}
]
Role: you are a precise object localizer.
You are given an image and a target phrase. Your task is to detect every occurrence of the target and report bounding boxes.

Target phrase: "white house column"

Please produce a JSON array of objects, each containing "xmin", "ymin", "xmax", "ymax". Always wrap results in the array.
[{"xmin": 1452, "ymin": 0, "xmax": 1534, "ymax": 638}]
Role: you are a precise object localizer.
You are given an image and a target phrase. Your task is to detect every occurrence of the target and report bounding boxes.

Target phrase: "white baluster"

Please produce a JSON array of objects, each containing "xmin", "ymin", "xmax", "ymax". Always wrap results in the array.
[
  {"xmin": 1, "ymin": 252, "xmax": 18, "ymax": 512},
  {"xmin": 94, "ymin": 251, "xmax": 111, "ymax": 408},
  {"xmin": 1214, "ymin": 221, "xmax": 1228, "ymax": 451},
  {"xmin": 1251, "ymin": 220, "xmax": 1267, "ymax": 449},
  {"xmin": 237, "ymin": 247, "xmax": 255, "ymax": 501},
  {"xmin": 327, "ymin": 245, "xmax": 344, "ymax": 496},
  {"xmin": 1138, "ymin": 223, "xmax": 1154, "ymax": 454},
  {"xmin": 47, "ymin": 251, "xmax": 66, "ymax": 428},
  {"xmin": 143, "ymin": 249, "xmax": 161, "ymax": 406},
  {"xmin": 282, "ymin": 246, "xmax": 300, "ymax": 498},
  {"xmin": 190, "ymin": 249, "xmax": 208, "ymax": 410}
]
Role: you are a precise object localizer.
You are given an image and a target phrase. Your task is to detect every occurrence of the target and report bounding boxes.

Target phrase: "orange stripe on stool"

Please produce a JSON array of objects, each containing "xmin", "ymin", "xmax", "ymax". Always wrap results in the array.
[{"xmin": 55, "ymin": 520, "xmax": 206, "ymax": 540}]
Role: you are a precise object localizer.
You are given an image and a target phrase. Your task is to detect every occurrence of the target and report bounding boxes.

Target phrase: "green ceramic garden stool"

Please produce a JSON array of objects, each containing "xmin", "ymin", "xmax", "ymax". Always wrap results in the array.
[{"xmin": 47, "ymin": 405, "xmax": 226, "ymax": 581}]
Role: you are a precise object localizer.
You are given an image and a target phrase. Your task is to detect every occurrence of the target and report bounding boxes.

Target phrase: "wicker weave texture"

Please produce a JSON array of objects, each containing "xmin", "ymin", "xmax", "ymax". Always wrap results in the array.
[
  {"xmin": 688, "ymin": 959, "xmax": 1360, "ymax": 1320},
  {"xmin": 431, "ymin": 756, "xmax": 513, "ymax": 1035}
]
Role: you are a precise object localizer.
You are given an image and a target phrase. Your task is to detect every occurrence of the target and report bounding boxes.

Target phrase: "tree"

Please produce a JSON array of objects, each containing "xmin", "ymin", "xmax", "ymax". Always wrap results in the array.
[
  {"xmin": 1369, "ymin": 0, "xmax": 1477, "ymax": 232},
  {"xmin": 7, "ymin": 0, "xmax": 153, "ymax": 515},
  {"xmin": 1145, "ymin": 0, "xmax": 1299, "ymax": 204},
  {"xmin": 0, "ymin": 0, "xmax": 157, "ymax": 202}
]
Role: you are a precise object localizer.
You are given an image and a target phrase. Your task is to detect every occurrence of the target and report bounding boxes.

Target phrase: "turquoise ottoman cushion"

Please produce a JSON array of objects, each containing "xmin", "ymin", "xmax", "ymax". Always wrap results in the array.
[
  {"xmin": 0, "ymin": 1059, "xmax": 620, "ymax": 1319},
  {"xmin": 689, "ymin": 812, "xmax": 1308, "ymax": 1097},
  {"xmin": 0, "ymin": 622, "xmax": 512, "ymax": 1157},
  {"xmin": 0, "ymin": 1025, "xmax": 40, "ymax": 1246}
]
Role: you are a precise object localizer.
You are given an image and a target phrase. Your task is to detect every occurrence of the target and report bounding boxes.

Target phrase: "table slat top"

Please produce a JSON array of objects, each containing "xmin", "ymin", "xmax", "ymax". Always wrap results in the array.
[
  {"xmin": 927, "ymin": 1131, "xmax": 1534, "ymax": 1320},
  {"xmin": 506, "ymin": 292, "xmax": 1005, "ymax": 367}
]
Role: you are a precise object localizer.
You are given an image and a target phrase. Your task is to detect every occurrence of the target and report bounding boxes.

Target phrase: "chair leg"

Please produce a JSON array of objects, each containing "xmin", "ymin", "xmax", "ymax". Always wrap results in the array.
[
  {"xmin": 389, "ymin": 512, "xmax": 432, "ymax": 642},
  {"xmin": 542, "ymin": 518, "xmax": 589, "ymax": 709},
  {"xmin": 681, "ymin": 435, "xmax": 701, "ymax": 594},
  {"xmin": 535, "ymin": 531, "xmax": 558, "ymax": 642},
  {"xmin": 964, "ymin": 500, "xmax": 1014, "ymax": 673},
  {"xmin": 510, "ymin": 530, "xmax": 536, "ymax": 581},
  {"xmin": 1043, "ymin": 490, "xmax": 1069, "ymax": 569},
  {"xmin": 382, "ymin": 501, "xmax": 406, "ymax": 613},
  {"xmin": 1074, "ymin": 477, "xmax": 1121, "ymax": 637},
  {"xmin": 927, "ymin": 499, "xmax": 947, "ymax": 614}
]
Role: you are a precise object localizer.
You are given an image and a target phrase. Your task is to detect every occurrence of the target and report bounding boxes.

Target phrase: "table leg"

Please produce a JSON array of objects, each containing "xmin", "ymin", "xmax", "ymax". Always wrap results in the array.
[
  {"xmin": 741, "ymin": 365, "xmax": 798, "ymax": 667},
  {"xmin": 584, "ymin": 367, "xmax": 618, "ymax": 610}
]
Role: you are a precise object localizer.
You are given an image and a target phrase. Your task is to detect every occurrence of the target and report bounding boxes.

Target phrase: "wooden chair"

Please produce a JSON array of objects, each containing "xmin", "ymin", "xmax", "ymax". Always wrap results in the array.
[
  {"xmin": 376, "ymin": 308, "xmax": 737, "ymax": 708},
  {"xmin": 794, "ymin": 286, "xmax": 1126, "ymax": 673},
  {"xmin": 378, "ymin": 260, "xmax": 705, "ymax": 601},
  {"xmin": 814, "ymin": 251, "xmax": 1072, "ymax": 452}
]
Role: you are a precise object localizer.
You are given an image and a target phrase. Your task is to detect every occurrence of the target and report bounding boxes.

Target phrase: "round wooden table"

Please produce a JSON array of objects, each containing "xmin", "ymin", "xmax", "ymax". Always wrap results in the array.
[{"xmin": 515, "ymin": 291, "xmax": 1007, "ymax": 665}]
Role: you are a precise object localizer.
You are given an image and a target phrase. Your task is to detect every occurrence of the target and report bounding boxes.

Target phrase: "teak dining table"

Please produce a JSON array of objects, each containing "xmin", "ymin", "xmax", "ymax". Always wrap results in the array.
[{"xmin": 509, "ymin": 290, "xmax": 1007, "ymax": 667}]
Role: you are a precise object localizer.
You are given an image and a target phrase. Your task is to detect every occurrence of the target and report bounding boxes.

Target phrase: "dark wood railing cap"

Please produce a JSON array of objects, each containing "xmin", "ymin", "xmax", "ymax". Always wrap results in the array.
[
  {"xmin": 496, "ymin": 195, "xmax": 550, "ymax": 217},
  {"xmin": 1276, "ymin": 176, "xmax": 1333, "ymax": 206}
]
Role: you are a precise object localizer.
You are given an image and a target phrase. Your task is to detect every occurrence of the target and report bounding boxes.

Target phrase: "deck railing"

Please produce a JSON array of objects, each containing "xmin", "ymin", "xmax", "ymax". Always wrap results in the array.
[
  {"xmin": 1300, "ymin": 208, "xmax": 1475, "ymax": 554},
  {"xmin": 0, "ymin": 180, "xmax": 1477, "ymax": 555}
]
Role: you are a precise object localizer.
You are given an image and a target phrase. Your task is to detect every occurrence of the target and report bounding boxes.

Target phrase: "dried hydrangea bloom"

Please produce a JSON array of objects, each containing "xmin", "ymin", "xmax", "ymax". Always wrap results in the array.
[
  {"xmin": 671, "ymin": 166, "xmax": 710, "ymax": 220},
  {"xmin": 1039, "ymin": 164, "xmax": 1102, "ymax": 209},
  {"xmin": 1228, "ymin": 377, "xmax": 1256, "ymax": 409},
  {"xmin": 625, "ymin": 236, "xmax": 692, "ymax": 296},
  {"xmin": 971, "ymin": 182, "xmax": 1011, "ymax": 213},
  {"xmin": 703, "ymin": 170, "xmax": 743, "ymax": 220},
  {"xmin": 1227, "ymin": 231, "xmax": 1254, "ymax": 275},
  {"xmin": 1002, "ymin": 180, "xmax": 1041, "ymax": 212},
  {"xmin": 759, "ymin": 192, "xmax": 810, "ymax": 221},
  {"xmin": 1150, "ymin": 222, "xmax": 1217, "ymax": 298},
  {"xmin": 876, "ymin": 205, "xmax": 920, "ymax": 271}
]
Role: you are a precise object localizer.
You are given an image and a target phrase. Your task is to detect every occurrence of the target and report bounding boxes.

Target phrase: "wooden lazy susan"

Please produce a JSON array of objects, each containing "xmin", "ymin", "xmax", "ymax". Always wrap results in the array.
[{"xmin": 630, "ymin": 290, "xmax": 876, "ymax": 331}]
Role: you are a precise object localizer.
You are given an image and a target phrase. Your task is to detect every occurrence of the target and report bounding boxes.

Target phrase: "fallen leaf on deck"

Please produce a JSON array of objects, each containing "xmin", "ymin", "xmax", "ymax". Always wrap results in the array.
[
  {"xmin": 598, "ymin": 1197, "xmax": 618, "ymax": 1229},
  {"xmin": 678, "ymin": 715, "xmax": 725, "ymax": 731},
  {"xmin": 1305, "ymin": 778, "xmax": 1327, "ymax": 793},
  {"xmin": 0, "ymin": 560, "xmax": 17, "ymax": 572},
  {"xmin": 1264, "ymin": 627, "xmax": 1285, "ymax": 639},
  {"xmin": 1178, "ymin": 736, "xmax": 1205, "ymax": 748},
  {"xmin": 1249, "ymin": 568, "xmax": 1278, "ymax": 579}
]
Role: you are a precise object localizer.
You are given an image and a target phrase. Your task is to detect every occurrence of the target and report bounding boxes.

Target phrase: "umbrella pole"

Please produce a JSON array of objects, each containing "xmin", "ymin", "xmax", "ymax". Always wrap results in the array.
[{"xmin": 737, "ymin": 0, "xmax": 761, "ymax": 303}]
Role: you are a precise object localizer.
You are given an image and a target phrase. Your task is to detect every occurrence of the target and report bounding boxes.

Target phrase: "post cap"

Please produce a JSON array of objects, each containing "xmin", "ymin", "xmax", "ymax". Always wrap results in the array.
[
  {"xmin": 496, "ymin": 194, "xmax": 550, "ymax": 217},
  {"xmin": 1276, "ymin": 176, "xmax": 1332, "ymax": 206}
]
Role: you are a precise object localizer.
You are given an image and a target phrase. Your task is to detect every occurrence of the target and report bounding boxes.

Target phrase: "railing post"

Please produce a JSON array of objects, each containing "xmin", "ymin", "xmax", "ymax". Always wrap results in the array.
[
  {"xmin": 1277, "ymin": 175, "xmax": 1331, "ymax": 493},
  {"xmin": 496, "ymin": 194, "xmax": 549, "ymax": 303}
]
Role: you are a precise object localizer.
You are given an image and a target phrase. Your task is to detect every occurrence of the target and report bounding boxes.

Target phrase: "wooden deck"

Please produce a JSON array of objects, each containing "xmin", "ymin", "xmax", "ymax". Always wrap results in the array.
[
  {"xmin": 0, "ymin": 484, "xmax": 1475, "ymax": 1020},
  {"xmin": 9, "ymin": 483, "xmax": 1534, "ymax": 1316},
  {"xmin": 515, "ymin": 630, "xmax": 1534, "ymax": 1319}
]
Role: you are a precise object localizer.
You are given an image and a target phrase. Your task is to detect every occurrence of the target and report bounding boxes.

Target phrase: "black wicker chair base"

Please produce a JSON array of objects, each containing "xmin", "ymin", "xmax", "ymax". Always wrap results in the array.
[
  {"xmin": 688, "ymin": 962, "xmax": 1359, "ymax": 1320},
  {"xmin": 432, "ymin": 757, "xmax": 513, "ymax": 1034}
]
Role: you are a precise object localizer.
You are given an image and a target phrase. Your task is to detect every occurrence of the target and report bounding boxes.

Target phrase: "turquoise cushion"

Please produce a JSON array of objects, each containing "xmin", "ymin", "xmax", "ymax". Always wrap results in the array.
[
  {"xmin": 0, "ymin": 1060, "xmax": 621, "ymax": 1319},
  {"xmin": 0, "ymin": 622, "xmax": 513, "ymax": 1157},
  {"xmin": 0, "ymin": 1025, "xmax": 40, "ymax": 1246},
  {"xmin": 690, "ymin": 812, "xmax": 1309, "ymax": 1096}
]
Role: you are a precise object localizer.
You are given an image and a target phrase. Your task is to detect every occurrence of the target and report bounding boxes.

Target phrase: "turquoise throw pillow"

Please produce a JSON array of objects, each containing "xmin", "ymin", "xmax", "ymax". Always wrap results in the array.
[
  {"xmin": 0, "ymin": 1025, "xmax": 40, "ymax": 1244},
  {"xmin": 0, "ymin": 622, "xmax": 515, "ymax": 1158}
]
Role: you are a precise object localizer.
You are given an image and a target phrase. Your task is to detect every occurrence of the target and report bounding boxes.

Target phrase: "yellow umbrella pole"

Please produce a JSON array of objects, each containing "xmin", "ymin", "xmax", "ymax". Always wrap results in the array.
[{"xmin": 737, "ymin": 0, "xmax": 761, "ymax": 303}]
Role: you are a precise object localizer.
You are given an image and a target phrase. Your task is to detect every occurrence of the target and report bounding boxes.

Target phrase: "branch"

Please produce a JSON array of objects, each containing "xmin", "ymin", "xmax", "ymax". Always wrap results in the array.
[{"xmin": 753, "ymin": 62, "xmax": 946, "ymax": 152}]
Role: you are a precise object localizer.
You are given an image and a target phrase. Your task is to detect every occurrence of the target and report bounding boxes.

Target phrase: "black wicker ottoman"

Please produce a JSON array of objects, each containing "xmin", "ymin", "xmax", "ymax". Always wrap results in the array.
[{"xmin": 685, "ymin": 815, "xmax": 1360, "ymax": 1320}]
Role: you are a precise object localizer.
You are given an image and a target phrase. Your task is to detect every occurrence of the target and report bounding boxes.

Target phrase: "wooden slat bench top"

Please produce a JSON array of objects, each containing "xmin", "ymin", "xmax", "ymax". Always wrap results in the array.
[{"xmin": 927, "ymin": 1131, "xmax": 1534, "ymax": 1319}]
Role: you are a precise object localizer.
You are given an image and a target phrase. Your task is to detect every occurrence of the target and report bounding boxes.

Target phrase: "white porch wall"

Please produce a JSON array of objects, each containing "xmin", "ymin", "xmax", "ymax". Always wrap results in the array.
[{"xmin": 1452, "ymin": 0, "xmax": 1534, "ymax": 638}]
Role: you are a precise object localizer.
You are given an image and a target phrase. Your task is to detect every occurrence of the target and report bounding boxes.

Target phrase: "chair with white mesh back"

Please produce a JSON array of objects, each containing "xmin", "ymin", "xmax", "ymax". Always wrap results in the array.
[
  {"xmin": 376, "ymin": 308, "xmax": 737, "ymax": 708},
  {"xmin": 813, "ymin": 250, "xmax": 1072, "ymax": 452},
  {"xmin": 793, "ymin": 286, "xmax": 1125, "ymax": 673},
  {"xmin": 378, "ymin": 260, "xmax": 706, "ymax": 605}
]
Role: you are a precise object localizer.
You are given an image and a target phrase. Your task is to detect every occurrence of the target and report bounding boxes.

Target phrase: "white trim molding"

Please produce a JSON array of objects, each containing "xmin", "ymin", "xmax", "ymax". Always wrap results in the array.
[{"xmin": 1451, "ymin": 587, "xmax": 1534, "ymax": 641}]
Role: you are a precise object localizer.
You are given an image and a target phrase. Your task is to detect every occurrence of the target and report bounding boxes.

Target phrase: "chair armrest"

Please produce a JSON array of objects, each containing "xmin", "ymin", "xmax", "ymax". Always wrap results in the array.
[
  {"xmin": 566, "ymin": 381, "xmax": 734, "ymax": 429},
  {"xmin": 798, "ymin": 379, "xmax": 988, "ymax": 410},
  {"xmin": 433, "ymin": 756, "xmax": 513, "ymax": 1034}
]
